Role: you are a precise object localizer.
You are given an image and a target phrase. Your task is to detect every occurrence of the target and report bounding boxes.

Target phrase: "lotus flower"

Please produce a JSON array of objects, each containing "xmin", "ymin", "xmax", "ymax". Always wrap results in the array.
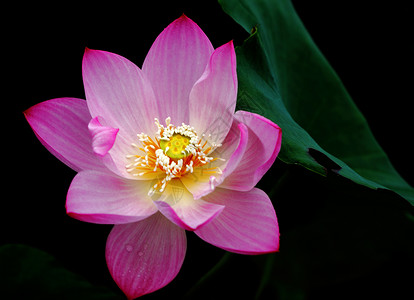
[{"xmin": 24, "ymin": 15, "xmax": 282, "ymax": 299}]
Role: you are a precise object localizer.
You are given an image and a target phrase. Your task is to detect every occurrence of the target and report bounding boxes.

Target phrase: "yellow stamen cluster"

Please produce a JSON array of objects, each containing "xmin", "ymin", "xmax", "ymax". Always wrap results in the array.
[{"xmin": 126, "ymin": 117, "xmax": 222, "ymax": 195}]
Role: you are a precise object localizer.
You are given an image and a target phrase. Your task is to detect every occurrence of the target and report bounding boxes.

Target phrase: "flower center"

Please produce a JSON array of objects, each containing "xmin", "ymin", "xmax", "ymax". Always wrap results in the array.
[
  {"xmin": 159, "ymin": 134, "xmax": 190, "ymax": 160},
  {"xmin": 125, "ymin": 117, "xmax": 223, "ymax": 195}
]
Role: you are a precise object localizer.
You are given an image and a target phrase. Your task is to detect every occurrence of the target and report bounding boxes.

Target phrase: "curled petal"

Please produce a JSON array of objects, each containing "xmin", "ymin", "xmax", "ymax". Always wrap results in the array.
[
  {"xmin": 180, "ymin": 120, "xmax": 248, "ymax": 199},
  {"xmin": 220, "ymin": 111, "xmax": 282, "ymax": 191},
  {"xmin": 195, "ymin": 187, "xmax": 279, "ymax": 255},
  {"xmin": 66, "ymin": 170, "xmax": 157, "ymax": 224},
  {"xmin": 106, "ymin": 213, "xmax": 187, "ymax": 299},
  {"xmin": 88, "ymin": 116, "xmax": 119, "ymax": 157},
  {"xmin": 24, "ymin": 97, "xmax": 105, "ymax": 172}
]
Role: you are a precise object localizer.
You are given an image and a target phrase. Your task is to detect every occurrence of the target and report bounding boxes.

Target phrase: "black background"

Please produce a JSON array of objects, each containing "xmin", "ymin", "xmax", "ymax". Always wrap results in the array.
[{"xmin": 4, "ymin": 1, "xmax": 413, "ymax": 299}]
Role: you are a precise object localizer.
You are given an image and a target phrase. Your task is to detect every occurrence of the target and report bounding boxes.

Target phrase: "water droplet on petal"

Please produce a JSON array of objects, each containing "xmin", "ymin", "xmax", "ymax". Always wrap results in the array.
[
  {"xmin": 138, "ymin": 251, "xmax": 144, "ymax": 257},
  {"xmin": 125, "ymin": 244, "xmax": 133, "ymax": 252}
]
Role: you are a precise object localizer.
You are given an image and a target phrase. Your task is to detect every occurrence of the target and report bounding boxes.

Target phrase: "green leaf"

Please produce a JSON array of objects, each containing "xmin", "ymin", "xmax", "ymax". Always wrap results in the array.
[
  {"xmin": 219, "ymin": 0, "xmax": 413, "ymax": 204},
  {"xmin": 0, "ymin": 244, "xmax": 122, "ymax": 300}
]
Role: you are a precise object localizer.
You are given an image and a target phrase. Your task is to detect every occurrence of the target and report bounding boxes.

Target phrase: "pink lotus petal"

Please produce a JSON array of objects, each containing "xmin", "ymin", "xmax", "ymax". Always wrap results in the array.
[
  {"xmin": 142, "ymin": 15, "xmax": 214, "ymax": 125},
  {"xmin": 66, "ymin": 170, "xmax": 157, "ymax": 224},
  {"xmin": 82, "ymin": 48, "xmax": 159, "ymax": 178},
  {"xmin": 195, "ymin": 187, "xmax": 279, "ymax": 255},
  {"xmin": 220, "ymin": 111, "xmax": 282, "ymax": 191},
  {"xmin": 24, "ymin": 97, "xmax": 105, "ymax": 172},
  {"xmin": 153, "ymin": 179, "xmax": 224, "ymax": 230},
  {"xmin": 189, "ymin": 40, "xmax": 237, "ymax": 145},
  {"xmin": 88, "ymin": 116, "xmax": 119, "ymax": 157},
  {"xmin": 106, "ymin": 213, "xmax": 186, "ymax": 299}
]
